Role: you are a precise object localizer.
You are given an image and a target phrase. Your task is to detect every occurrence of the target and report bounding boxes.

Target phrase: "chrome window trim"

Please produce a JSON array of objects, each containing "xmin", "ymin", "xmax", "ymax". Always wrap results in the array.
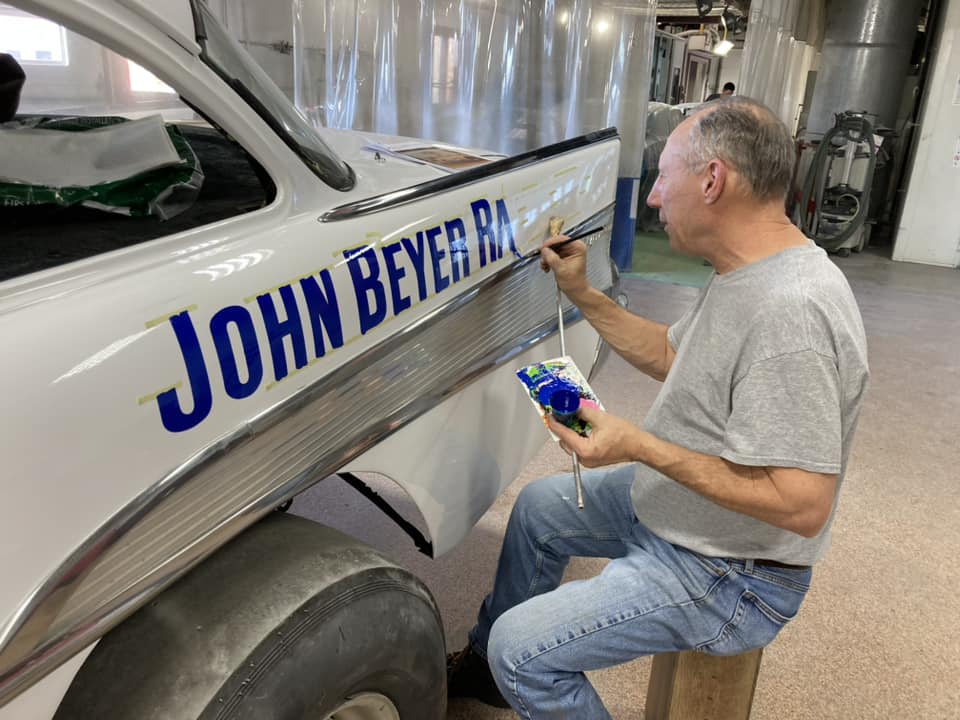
[
  {"xmin": 193, "ymin": 0, "xmax": 356, "ymax": 191},
  {"xmin": 0, "ymin": 207, "xmax": 615, "ymax": 707},
  {"xmin": 320, "ymin": 128, "xmax": 619, "ymax": 222}
]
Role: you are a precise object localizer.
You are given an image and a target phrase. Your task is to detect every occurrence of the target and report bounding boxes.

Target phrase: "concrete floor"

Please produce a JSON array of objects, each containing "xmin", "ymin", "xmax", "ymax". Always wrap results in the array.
[{"xmin": 292, "ymin": 248, "xmax": 960, "ymax": 719}]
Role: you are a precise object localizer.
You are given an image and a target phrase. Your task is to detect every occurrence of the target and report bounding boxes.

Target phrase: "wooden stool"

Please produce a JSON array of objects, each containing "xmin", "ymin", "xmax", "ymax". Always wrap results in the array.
[{"xmin": 645, "ymin": 648, "xmax": 763, "ymax": 720}]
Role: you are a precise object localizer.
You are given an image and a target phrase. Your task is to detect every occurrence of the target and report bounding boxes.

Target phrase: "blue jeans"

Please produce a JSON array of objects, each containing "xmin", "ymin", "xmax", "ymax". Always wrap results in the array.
[{"xmin": 468, "ymin": 465, "xmax": 812, "ymax": 720}]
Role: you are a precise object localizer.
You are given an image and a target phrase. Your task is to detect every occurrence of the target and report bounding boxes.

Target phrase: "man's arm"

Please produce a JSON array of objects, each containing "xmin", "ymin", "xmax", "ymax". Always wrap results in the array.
[
  {"xmin": 572, "ymin": 286, "xmax": 676, "ymax": 382},
  {"xmin": 541, "ymin": 239, "xmax": 676, "ymax": 381},
  {"xmin": 549, "ymin": 407, "xmax": 837, "ymax": 538}
]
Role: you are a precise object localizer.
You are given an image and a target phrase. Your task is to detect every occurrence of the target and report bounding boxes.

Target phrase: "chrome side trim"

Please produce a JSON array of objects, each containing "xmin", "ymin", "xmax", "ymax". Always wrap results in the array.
[
  {"xmin": 0, "ymin": 206, "xmax": 615, "ymax": 707},
  {"xmin": 320, "ymin": 128, "xmax": 619, "ymax": 222}
]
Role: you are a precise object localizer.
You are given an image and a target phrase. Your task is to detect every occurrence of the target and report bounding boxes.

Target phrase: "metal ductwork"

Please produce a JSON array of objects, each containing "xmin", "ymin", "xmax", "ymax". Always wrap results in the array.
[{"xmin": 805, "ymin": 0, "xmax": 924, "ymax": 136}]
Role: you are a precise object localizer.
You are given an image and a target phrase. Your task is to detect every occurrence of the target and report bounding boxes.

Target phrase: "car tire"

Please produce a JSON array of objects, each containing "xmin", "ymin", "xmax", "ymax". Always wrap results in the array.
[
  {"xmin": 54, "ymin": 514, "xmax": 446, "ymax": 720},
  {"xmin": 199, "ymin": 566, "xmax": 446, "ymax": 720}
]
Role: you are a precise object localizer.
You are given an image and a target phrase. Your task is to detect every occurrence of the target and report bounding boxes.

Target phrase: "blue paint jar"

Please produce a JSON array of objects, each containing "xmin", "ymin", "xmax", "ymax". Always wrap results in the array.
[{"xmin": 538, "ymin": 379, "xmax": 581, "ymax": 424}]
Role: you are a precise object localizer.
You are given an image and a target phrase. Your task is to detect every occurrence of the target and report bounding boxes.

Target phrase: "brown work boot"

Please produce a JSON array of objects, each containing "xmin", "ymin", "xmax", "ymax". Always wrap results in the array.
[{"xmin": 446, "ymin": 645, "xmax": 511, "ymax": 708}]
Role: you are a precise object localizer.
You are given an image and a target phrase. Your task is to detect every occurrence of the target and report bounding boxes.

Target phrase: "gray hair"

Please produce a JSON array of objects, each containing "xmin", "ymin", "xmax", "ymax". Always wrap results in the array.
[{"xmin": 685, "ymin": 97, "xmax": 795, "ymax": 202}]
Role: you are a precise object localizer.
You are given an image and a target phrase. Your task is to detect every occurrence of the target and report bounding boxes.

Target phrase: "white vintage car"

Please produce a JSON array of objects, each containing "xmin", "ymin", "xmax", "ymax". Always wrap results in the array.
[{"xmin": 0, "ymin": 1, "xmax": 620, "ymax": 717}]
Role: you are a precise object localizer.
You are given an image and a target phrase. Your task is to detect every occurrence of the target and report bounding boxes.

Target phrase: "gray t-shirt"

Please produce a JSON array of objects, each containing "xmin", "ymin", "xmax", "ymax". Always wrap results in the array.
[{"xmin": 631, "ymin": 243, "xmax": 869, "ymax": 565}]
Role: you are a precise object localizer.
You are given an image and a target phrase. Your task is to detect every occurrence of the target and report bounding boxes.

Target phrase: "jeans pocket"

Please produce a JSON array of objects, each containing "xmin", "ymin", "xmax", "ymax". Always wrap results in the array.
[
  {"xmin": 690, "ymin": 553, "xmax": 731, "ymax": 578},
  {"xmin": 698, "ymin": 587, "xmax": 802, "ymax": 657},
  {"xmin": 743, "ymin": 569, "xmax": 809, "ymax": 624},
  {"xmin": 746, "ymin": 590, "xmax": 798, "ymax": 625}
]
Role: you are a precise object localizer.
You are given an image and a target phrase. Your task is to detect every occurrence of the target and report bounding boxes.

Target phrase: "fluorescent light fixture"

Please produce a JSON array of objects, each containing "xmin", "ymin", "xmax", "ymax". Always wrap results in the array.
[
  {"xmin": 714, "ymin": 13, "xmax": 733, "ymax": 56},
  {"xmin": 713, "ymin": 39, "xmax": 734, "ymax": 56}
]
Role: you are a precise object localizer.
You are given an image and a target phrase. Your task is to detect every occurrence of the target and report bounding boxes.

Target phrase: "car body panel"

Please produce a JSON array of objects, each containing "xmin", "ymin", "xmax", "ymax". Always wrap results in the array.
[
  {"xmin": 341, "ymin": 316, "xmax": 602, "ymax": 556},
  {"xmin": 0, "ymin": 137, "xmax": 618, "ymax": 624},
  {"xmin": 0, "ymin": 0, "xmax": 621, "ymax": 710},
  {"xmin": 0, "ymin": 649, "xmax": 93, "ymax": 720}
]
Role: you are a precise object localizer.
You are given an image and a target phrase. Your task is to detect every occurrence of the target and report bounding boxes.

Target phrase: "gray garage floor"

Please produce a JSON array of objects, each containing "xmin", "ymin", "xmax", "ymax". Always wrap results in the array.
[{"xmin": 293, "ymin": 248, "xmax": 960, "ymax": 719}]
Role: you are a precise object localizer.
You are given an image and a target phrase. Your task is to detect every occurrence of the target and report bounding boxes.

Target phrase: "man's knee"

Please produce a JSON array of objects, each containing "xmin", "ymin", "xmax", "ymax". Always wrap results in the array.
[
  {"xmin": 511, "ymin": 474, "xmax": 567, "ymax": 524},
  {"xmin": 486, "ymin": 610, "xmax": 513, "ymax": 679},
  {"xmin": 515, "ymin": 475, "xmax": 557, "ymax": 509},
  {"xmin": 486, "ymin": 605, "xmax": 528, "ymax": 687}
]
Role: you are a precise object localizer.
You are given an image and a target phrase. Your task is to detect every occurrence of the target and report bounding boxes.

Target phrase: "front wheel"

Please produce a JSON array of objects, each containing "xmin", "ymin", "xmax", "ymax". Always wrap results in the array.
[
  {"xmin": 324, "ymin": 693, "xmax": 400, "ymax": 720},
  {"xmin": 55, "ymin": 514, "xmax": 446, "ymax": 720},
  {"xmin": 199, "ymin": 562, "xmax": 446, "ymax": 720}
]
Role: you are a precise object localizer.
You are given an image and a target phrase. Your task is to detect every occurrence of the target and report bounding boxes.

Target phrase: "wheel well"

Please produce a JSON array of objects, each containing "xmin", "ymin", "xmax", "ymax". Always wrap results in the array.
[{"xmin": 333, "ymin": 472, "xmax": 434, "ymax": 555}]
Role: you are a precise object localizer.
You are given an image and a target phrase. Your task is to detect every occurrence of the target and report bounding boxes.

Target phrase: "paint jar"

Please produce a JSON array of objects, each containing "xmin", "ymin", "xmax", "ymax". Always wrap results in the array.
[{"xmin": 538, "ymin": 379, "xmax": 581, "ymax": 424}]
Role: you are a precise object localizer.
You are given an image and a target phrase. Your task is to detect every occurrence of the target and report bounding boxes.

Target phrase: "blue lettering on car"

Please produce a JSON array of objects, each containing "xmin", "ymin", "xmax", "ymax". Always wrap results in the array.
[
  {"xmin": 153, "ymin": 198, "xmax": 514, "ymax": 432},
  {"xmin": 299, "ymin": 270, "xmax": 344, "ymax": 357},
  {"xmin": 211, "ymin": 305, "xmax": 262, "ymax": 399},
  {"xmin": 257, "ymin": 285, "xmax": 309, "ymax": 380},
  {"xmin": 345, "ymin": 246, "xmax": 387, "ymax": 335},
  {"xmin": 400, "ymin": 233, "xmax": 428, "ymax": 301}
]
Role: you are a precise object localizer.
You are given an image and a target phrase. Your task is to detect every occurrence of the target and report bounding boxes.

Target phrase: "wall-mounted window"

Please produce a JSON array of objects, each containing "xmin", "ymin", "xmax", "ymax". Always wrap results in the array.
[
  {"xmin": 431, "ymin": 32, "xmax": 458, "ymax": 105},
  {"xmin": 0, "ymin": 6, "xmax": 68, "ymax": 65},
  {"xmin": 127, "ymin": 60, "xmax": 175, "ymax": 94}
]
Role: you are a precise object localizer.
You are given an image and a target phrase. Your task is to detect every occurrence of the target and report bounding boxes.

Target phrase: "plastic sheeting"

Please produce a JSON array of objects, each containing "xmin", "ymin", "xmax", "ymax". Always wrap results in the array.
[
  {"xmin": 0, "ymin": 117, "xmax": 202, "ymax": 219},
  {"xmin": 0, "ymin": 115, "xmax": 181, "ymax": 187},
  {"xmin": 212, "ymin": 1, "xmax": 656, "ymax": 176},
  {"xmin": 737, "ymin": 0, "xmax": 812, "ymax": 128},
  {"xmin": 636, "ymin": 101, "xmax": 682, "ymax": 230}
]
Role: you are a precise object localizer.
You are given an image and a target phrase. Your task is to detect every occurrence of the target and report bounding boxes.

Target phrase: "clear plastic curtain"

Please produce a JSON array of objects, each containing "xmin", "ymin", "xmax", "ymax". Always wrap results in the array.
[
  {"xmin": 214, "ymin": 0, "xmax": 657, "ymax": 176},
  {"xmin": 737, "ymin": 0, "xmax": 807, "ymax": 125}
]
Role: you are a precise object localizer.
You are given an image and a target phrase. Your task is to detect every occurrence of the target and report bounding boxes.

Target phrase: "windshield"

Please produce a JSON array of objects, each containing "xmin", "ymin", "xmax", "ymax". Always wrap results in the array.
[{"xmin": 194, "ymin": 1, "xmax": 354, "ymax": 191}]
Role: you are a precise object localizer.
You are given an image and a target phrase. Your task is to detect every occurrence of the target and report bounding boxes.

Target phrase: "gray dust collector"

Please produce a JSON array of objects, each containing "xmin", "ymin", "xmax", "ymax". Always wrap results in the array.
[{"xmin": 805, "ymin": 0, "xmax": 924, "ymax": 137}]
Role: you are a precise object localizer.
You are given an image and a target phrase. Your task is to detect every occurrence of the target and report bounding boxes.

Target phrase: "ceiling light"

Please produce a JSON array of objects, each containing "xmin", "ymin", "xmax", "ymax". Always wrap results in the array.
[
  {"xmin": 713, "ymin": 13, "xmax": 732, "ymax": 56},
  {"xmin": 713, "ymin": 39, "xmax": 734, "ymax": 55}
]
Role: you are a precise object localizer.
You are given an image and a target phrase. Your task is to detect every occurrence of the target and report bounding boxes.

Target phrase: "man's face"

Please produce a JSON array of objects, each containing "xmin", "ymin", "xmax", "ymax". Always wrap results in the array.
[{"xmin": 646, "ymin": 125, "xmax": 707, "ymax": 253}]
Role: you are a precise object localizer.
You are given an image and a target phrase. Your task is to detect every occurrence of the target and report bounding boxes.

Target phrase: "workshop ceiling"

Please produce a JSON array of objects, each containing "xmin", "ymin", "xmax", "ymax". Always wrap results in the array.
[{"xmin": 654, "ymin": 0, "xmax": 750, "ymax": 24}]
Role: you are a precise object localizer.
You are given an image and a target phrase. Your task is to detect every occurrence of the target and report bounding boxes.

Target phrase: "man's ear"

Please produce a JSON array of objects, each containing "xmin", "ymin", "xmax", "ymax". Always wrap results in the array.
[{"xmin": 702, "ymin": 159, "xmax": 727, "ymax": 204}]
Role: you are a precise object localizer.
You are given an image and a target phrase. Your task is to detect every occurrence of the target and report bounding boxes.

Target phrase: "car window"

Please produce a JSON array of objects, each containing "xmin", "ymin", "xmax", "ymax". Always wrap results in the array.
[
  {"xmin": 0, "ymin": 4, "xmax": 276, "ymax": 282},
  {"xmin": 195, "ymin": 1, "xmax": 354, "ymax": 191}
]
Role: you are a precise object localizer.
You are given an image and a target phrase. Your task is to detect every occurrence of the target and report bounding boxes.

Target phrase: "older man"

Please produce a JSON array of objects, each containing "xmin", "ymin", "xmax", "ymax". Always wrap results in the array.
[{"xmin": 447, "ymin": 97, "xmax": 869, "ymax": 719}]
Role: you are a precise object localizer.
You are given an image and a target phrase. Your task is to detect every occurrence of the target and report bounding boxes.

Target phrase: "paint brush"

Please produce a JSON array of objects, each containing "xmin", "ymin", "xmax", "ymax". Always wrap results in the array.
[
  {"xmin": 524, "ymin": 225, "xmax": 605, "ymax": 259},
  {"xmin": 542, "ymin": 220, "xmax": 601, "ymax": 510}
]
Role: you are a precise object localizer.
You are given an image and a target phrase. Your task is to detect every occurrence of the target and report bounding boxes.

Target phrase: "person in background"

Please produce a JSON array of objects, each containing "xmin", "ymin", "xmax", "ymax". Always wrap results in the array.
[
  {"xmin": 706, "ymin": 81, "xmax": 736, "ymax": 101},
  {"xmin": 447, "ymin": 96, "xmax": 869, "ymax": 719}
]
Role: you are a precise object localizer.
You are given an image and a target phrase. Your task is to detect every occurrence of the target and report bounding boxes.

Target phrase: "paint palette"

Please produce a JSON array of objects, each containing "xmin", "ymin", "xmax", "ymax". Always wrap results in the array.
[{"xmin": 516, "ymin": 356, "xmax": 603, "ymax": 439}]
